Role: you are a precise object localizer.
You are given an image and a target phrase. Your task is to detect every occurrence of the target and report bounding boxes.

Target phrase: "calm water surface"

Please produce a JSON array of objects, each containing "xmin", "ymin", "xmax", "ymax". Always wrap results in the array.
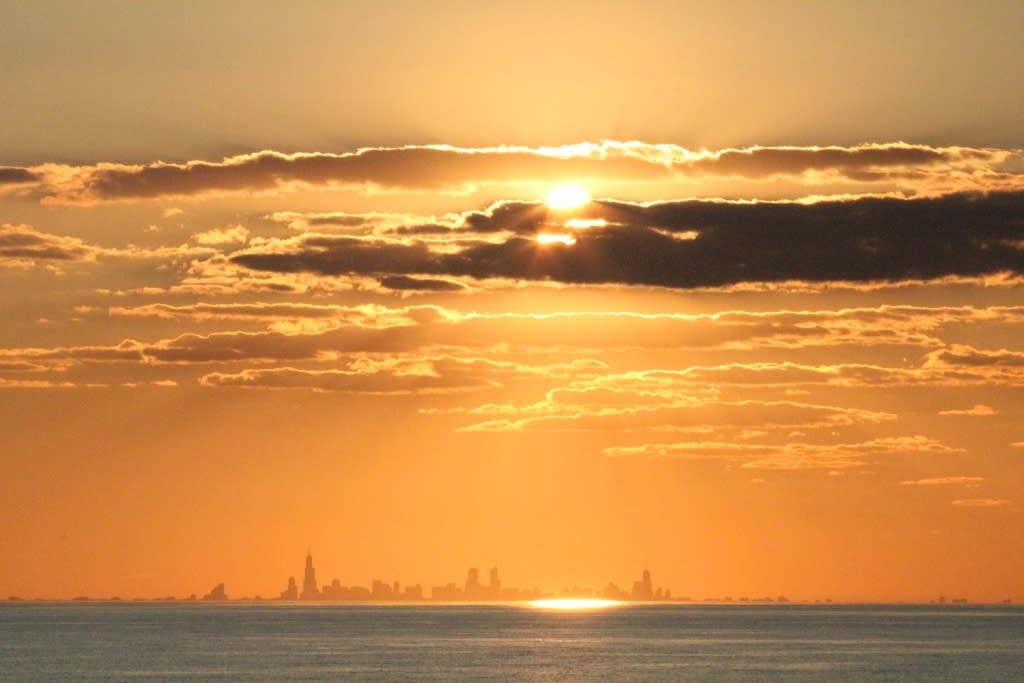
[{"xmin": 1, "ymin": 603, "xmax": 1022, "ymax": 681}]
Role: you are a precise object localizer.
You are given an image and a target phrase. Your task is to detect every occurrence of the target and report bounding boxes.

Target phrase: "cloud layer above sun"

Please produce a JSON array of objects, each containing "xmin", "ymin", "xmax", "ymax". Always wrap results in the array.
[{"xmin": 3, "ymin": 142, "xmax": 1021, "ymax": 204}]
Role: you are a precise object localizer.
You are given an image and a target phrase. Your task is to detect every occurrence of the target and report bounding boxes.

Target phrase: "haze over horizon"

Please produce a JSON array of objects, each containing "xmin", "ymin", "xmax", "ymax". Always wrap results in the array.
[{"xmin": 2, "ymin": 1, "xmax": 1022, "ymax": 604}]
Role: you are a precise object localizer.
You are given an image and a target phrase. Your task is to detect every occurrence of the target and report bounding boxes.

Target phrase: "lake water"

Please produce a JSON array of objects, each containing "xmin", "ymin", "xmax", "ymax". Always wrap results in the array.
[{"xmin": 1, "ymin": 603, "xmax": 1022, "ymax": 681}]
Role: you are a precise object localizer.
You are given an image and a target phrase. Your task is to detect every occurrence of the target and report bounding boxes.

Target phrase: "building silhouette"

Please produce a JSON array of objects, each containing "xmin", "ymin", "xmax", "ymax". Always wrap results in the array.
[
  {"xmin": 631, "ymin": 568, "xmax": 655, "ymax": 601},
  {"xmin": 489, "ymin": 567, "xmax": 501, "ymax": 598},
  {"xmin": 464, "ymin": 567, "xmax": 483, "ymax": 599},
  {"xmin": 300, "ymin": 552, "xmax": 319, "ymax": 600},
  {"xmin": 203, "ymin": 583, "xmax": 227, "ymax": 601},
  {"xmin": 279, "ymin": 576, "xmax": 298, "ymax": 600}
]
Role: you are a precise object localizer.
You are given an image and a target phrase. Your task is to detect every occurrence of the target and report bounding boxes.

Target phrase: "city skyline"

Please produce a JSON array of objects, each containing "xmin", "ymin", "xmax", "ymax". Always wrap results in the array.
[{"xmin": 6, "ymin": 549, "xmax": 1011, "ymax": 606}]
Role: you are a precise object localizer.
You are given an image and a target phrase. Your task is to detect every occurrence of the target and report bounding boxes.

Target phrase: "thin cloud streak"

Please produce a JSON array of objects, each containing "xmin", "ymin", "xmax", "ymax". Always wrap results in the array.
[
  {"xmin": 951, "ymin": 498, "xmax": 1012, "ymax": 507},
  {"xmin": 899, "ymin": 476, "xmax": 984, "ymax": 486},
  {"xmin": 602, "ymin": 436, "xmax": 960, "ymax": 470},
  {"xmin": 938, "ymin": 404, "xmax": 997, "ymax": 416}
]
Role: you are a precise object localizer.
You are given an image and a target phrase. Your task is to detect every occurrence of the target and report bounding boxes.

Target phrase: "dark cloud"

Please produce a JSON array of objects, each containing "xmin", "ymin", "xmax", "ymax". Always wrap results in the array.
[
  {"xmin": 38, "ymin": 145, "xmax": 668, "ymax": 202},
  {"xmin": 0, "ymin": 224, "xmax": 216, "ymax": 268},
  {"xmin": 926, "ymin": 344, "xmax": 1024, "ymax": 368},
  {"xmin": 22, "ymin": 142, "xmax": 1018, "ymax": 203},
  {"xmin": 679, "ymin": 145, "xmax": 976, "ymax": 179},
  {"xmin": 0, "ymin": 167, "xmax": 38, "ymax": 185},
  {"xmin": 231, "ymin": 191, "xmax": 1024, "ymax": 289},
  {"xmin": 0, "ymin": 224, "xmax": 95, "ymax": 264},
  {"xmin": 378, "ymin": 275, "xmax": 467, "ymax": 292}
]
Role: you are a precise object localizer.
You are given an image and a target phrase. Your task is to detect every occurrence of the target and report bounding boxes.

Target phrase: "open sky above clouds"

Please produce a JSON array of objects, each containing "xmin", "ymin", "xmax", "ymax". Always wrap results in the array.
[{"xmin": 2, "ymin": 0, "xmax": 1023, "ymax": 602}]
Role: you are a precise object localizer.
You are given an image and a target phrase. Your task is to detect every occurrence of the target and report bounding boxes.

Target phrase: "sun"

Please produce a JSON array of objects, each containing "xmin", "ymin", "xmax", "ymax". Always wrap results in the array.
[{"xmin": 546, "ymin": 184, "xmax": 591, "ymax": 210}]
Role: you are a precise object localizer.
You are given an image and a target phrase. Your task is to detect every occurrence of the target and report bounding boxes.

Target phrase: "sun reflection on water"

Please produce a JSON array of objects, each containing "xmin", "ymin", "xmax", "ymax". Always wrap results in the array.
[{"xmin": 527, "ymin": 598, "xmax": 623, "ymax": 610}]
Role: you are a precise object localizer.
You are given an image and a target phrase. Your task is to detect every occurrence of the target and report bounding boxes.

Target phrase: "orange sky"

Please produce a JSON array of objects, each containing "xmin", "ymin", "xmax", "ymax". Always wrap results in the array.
[{"xmin": 1, "ymin": 1, "xmax": 1023, "ymax": 603}]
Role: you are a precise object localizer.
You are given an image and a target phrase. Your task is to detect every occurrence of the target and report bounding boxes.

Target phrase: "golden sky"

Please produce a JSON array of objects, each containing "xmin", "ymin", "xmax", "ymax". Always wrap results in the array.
[{"xmin": 1, "ymin": 1, "xmax": 1023, "ymax": 602}]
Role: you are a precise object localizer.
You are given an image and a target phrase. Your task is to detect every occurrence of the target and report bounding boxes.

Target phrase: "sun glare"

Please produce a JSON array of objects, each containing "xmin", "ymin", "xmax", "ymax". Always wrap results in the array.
[
  {"xmin": 536, "ymin": 233, "xmax": 576, "ymax": 246},
  {"xmin": 546, "ymin": 184, "xmax": 591, "ymax": 210},
  {"xmin": 528, "ymin": 598, "xmax": 623, "ymax": 610}
]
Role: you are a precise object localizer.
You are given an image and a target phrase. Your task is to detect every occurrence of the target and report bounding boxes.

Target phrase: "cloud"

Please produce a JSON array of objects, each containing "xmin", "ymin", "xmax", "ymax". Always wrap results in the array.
[
  {"xmin": 110, "ymin": 300, "xmax": 1024, "ymax": 352},
  {"xmin": 378, "ymin": 275, "xmax": 468, "ymax": 292},
  {"xmin": 1, "ymin": 224, "xmax": 220, "ymax": 271},
  {"xmin": 602, "ymin": 436, "xmax": 960, "ymax": 470},
  {"xmin": 0, "ymin": 224, "xmax": 97, "ymax": 267},
  {"xmin": 0, "ymin": 167, "xmax": 39, "ymax": 185},
  {"xmin": 515, "ymin": 354, "xmax": 1024, "ymax": 397},
  {"xmin": 925, "ymin": 345, "xmax": 1024, "ymax": 368},
  {"xmin": 1011, "ymin": 442, "xmax": 1024, "ymax": 449},
  {"xmin": 190, "ymin": 225, "xmax": 249, "ymax": 246},
  {"xmin": 0, "ymin": 378, "xmax": 79, "ymax": 389},
  {"xmin": 199, "ymin": 365, "xmax": 492, "ymax": 394},
  {"xmin": 676, "ymin": 144, "xmax": 995, "ymax": 180},
  {"xmin": 11, "ymin": 303, "xmax": 1024, "ymax": 392},
  {"xmin": 30, "ymin": 143, "xmax": 667, "ymax": 203},
  {"xmin": 899, "ymin": 476, "xmax": 984, "ymax": 486},
  {"xmin": 951, "ymin": 498, "xmax": 1012, "ymax": 507},
  {"xmin": 199, "ymin": 356, "xmax": 606, "ymax": 394},
  {"xmin": 0, "ymin": 340, "xmax": 145, "ymax": 364},
  {"xmin": 938, "ymin": 404, "xmax": 997, "ymax": 416},
  {"xmin": 461, "ymin": 399, "xmax": 895, "ymax": 433},
  {"xmin": 116, "ymin": 301, "xmax": 1024, "ymax": 350},
  {"xmin": 108, "ymin": 302, "xmax": 422, "ymax": 327},
  {"xmin": 230, "ymin": 191, "xmax": 1024, "ymax": 290},
  {"xmin": 18, "ymin": 142, "xmax": 1022, "ymax": 203},
  {"xmin": 0, "ymin": 360, "xmax": 49, "ymax": 372},
  {"xmin": 268, "ymin": 211, "xmax": 428, "ymax": 233}
]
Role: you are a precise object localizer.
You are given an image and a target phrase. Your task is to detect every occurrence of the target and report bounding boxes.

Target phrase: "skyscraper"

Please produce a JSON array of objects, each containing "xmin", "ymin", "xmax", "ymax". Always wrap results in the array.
[
  {"xmin": 279, "ymin": 576, "xmax": 298, "ymax": 601},
  {"xmin": 632, "ymin": 569, "xmax": 654, "ymax": 600},
  {"xmin": 464, "ymin": 567, "xmax": 482, "ymax": 599},
  {"xmin": 300, "ymin": 552, "xmax": 320, "ymax": 600},
  {"xmin": 489, "ymin": 567, "xmax": 501, "ymax": 598}
]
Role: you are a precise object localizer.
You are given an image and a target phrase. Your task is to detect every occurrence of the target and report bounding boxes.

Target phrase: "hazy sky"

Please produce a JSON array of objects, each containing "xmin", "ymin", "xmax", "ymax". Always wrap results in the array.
[
  {"xmin": 3, "ymin": 0, "xmax": 1024, "ymax": 164},
  {"xmin": 1, "ymin": 1, "xmax": 1023, "ymax": 602}
]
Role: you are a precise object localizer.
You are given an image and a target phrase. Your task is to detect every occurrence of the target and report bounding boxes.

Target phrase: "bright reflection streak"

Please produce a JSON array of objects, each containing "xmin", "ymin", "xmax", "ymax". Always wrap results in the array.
[
  {"xmin": 528, "ymin": 598, "xmax": 623, "ymax": 610},
  {"xmin": 652, "ymin": 228, "xmax": 700, "ymax": 241},
  {"xmin": 564, "ymin": 218, "xmax": 607, "ymax": 230},
  {"xmin": 536, "ymin": 233, "xmax": 576, "ymax": 246}
]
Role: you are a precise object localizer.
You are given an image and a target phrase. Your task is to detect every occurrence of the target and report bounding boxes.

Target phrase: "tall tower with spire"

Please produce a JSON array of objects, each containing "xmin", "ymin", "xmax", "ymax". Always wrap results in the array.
[{"xmin": 300, "ymin": 551, "xmax": 320, "ymax": 600}]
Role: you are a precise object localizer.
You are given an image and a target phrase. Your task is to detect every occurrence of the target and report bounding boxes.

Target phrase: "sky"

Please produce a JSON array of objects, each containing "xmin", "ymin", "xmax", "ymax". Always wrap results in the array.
[{"xmin": 1, "ymin": 0, "xmax": 1023, "ymax": 602}]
